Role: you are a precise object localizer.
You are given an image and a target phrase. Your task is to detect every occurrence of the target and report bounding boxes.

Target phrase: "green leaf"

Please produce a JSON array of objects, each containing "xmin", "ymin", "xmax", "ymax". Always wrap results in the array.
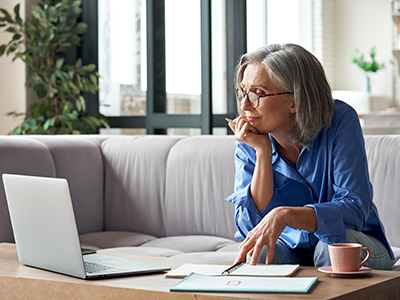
[
  {"xmin": 74, "ymin": 22, "xmax": 87, "ymax": 34},
  {"xmin": 62, "ymin": 81, "xmax": 70, "ymax": 93},
  {"xmin": 0, "ymin": 24, "xmax": 6, "ymax": 28},
  {"xmin": 75, "ymin": 99, "xmax": 81, "ymax": 111},
  {"xmin": 67, "ymin": 113, "xmax": 78, "ymax": 120},
  {"xmin": 5, "ymin": 27, "xmax": 18, "ymax": 34},
  {"xmin": 0, "ymin": 44, "xmax": 7, "ymax": 56},
  {"xmin": 75, "ymin": 58, "xmax": 82, "ymax": 68},
  {"xmin": 13, "ymin": 4, "xmax": 22, "ymax": 25},
  {"xmin": 79, "ymin": 96, "xmax": 86, "ymax": 111},
  {"xmin": 85, "ymin": 64, "xmax": 96, "ymax": 72},
  {"xmin": 33, "ymin": 84, "xmax": 47, "ymax": 98},
  {"xmin": 56, "ymin": 58, "xmax": 64, "ymax": 69},
  {"xmin": 89, "ymin": 74, "xmax": 97, "ymax": 85},
  {"xmin": 12, "ymin": 126, "xmax": 22, "ymax": 135},
  {"xmin": 6, "ymin": 43, "xmax": 18, "ymax": 55},
  {"xmin": 43, "ymin": 119, "xmax": 52, "ymax": 131},
  {"xmin": 12, "ymin": 33, "xmax": 21, "ymax": 41},
  {"xmin": 0, "ymin": 8, "xmax": 14, "ymax": 23},
  {"xmin": 30, "ymin": 7, "xmax": 42, "ymax": 21}
]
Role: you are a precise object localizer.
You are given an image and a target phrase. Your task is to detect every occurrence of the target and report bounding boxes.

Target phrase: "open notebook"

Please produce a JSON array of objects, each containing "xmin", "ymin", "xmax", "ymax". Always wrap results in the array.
[{"xmin": 165, "ymin": 263, "xmax": 300, "ymax": 278}]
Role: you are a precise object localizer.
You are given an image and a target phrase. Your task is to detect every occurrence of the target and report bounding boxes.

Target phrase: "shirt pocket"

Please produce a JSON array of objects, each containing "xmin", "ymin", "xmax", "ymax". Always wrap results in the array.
[{"xmin": 273, "ymin": 178, "xmax": 316, "ymax": 207}]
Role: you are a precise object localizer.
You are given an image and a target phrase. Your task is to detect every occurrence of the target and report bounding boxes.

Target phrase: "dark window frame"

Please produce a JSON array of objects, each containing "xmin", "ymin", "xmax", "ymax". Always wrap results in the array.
[{"xmin": 79, "ymin": 0, "xmax": 247, "ymax": 134}]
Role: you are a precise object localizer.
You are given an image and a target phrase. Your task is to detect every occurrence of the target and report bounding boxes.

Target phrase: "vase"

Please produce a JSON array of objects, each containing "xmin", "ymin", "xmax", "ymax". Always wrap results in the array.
[{"xmin": 363, "ymin": 75, "xmax": 371, "ymax": 93}]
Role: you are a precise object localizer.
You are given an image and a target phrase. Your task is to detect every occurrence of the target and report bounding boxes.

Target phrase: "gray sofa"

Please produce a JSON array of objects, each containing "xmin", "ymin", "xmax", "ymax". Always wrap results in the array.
[{"xmin": 0, "ymin": 134, "xmax": 399, "ymax": 269}]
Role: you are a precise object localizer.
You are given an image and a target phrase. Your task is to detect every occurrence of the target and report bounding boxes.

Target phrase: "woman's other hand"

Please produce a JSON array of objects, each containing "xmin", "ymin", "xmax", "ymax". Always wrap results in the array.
[
  {"xmin": 234, "ymin": 207, "xmax": 317, "ymax": 265},
  {"xmin": 234, "ymin": 207, "xmax": 288, "ymax": 265}
]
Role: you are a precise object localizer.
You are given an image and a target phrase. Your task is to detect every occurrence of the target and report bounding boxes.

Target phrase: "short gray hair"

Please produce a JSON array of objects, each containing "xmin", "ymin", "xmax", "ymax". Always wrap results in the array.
[{"xmin": 235, "ymin": 43, "xmax": 334, "ymax": 148}]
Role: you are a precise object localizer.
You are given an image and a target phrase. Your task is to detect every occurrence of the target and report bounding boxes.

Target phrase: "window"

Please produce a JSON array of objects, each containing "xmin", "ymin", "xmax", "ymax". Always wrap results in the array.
[
  {"xmin": 98, "ymin": 0, "xmax": 146, "ymax": 117},
  {"xmin": 83, "ymin": 0, "xmax": 312, "ymax": 135},
  {"xmin": 247, "ymin": 0, "xmax": 313, "ymax": 52}
]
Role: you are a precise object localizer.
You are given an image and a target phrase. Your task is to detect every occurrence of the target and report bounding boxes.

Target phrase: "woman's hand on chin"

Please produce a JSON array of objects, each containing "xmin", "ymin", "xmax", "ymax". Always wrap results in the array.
[{"xmin": 232, "ymin": 116, "xmax": 271, "ymax": 153}]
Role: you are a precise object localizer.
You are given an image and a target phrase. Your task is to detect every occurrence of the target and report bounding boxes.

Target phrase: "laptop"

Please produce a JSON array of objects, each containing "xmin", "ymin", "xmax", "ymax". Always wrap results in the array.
[{"xmin": 2, "ymin": 173, "xmax": 171, "ymax": 279}]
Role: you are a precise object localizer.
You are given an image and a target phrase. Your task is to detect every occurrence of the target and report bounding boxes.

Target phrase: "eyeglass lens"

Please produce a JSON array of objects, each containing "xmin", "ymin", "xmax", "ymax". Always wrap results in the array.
[{"xmin": 236, "ymin": 89, "xmax": 259, "ymax": 107}]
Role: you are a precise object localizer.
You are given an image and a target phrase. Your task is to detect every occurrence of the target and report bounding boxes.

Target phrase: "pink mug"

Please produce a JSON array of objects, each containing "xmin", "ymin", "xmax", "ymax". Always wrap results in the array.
[{"xmin": 328, "ymin": 243, "xmax": 371, "ymax": 272}]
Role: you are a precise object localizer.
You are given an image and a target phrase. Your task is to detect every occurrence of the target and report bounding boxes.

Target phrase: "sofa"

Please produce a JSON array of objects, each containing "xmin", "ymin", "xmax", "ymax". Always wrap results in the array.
[{"xmin": 0, "ymin": 134, "xmax": 399, "ymax": 269}]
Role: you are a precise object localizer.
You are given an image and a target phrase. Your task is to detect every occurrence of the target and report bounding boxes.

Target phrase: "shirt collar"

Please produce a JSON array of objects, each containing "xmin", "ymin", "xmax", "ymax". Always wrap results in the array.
[
  {"xmin": 270, "ymin": 135, "xmax": 309, "ymax": 185},
  {"xmin": 270, "ymin": 134, "xmax": 279, "ymax": 164}
]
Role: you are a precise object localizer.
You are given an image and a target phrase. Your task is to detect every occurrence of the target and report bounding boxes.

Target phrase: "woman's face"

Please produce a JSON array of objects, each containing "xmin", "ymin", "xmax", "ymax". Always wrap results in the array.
[{"xmin": 239, "ymin": 63, "xmax": 295, "ymax": 136}]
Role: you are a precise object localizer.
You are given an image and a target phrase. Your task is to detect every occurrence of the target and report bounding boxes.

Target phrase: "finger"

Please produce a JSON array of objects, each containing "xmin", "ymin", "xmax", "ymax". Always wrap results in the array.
[
  {"xmin": 248, "ymin": 248, "xmax": 254, "ymax": 257},
  {"xmin": 228, "ymin": 122, "xmax": 235, "ymax": 133},
  {"xmin": 265, "ymin": 243, "xmax": 275, "ymax": 265},
  {"xmin": 236, "ymin": 122, "xmax": 255, "ymax": 141},
  {"xmin": 249, "ymin": 243, "xmax": 264, "ymax": 265},
  {"xmin": 234, "ymin": 248, "xmax": 248, "ymax": 265},
  {"xmin": 242, "ymin": 123, "xmax": 258, "ymax": 136}
]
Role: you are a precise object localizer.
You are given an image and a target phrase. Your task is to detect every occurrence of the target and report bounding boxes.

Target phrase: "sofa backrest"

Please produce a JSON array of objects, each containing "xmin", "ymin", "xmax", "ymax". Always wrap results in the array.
[
  {"xmin": 101, "ymin": 135, "xmax": 185, "ymax": 237},
  {"xmin": 1, "ymin": 134, "xmax": 398, "ymax": 248},
  {"xmin": 163, "ymin": 135, "xmax": 237, "ymax": 239},
  {"xmin": 100, "ymin": 135, "xmax": 238, "ymax": 240},
  {"xmin": 364, "ymin": 135, "xmax": 400, "ymax": 248},
  {"xmin": 0, "ymin": 135, "xmax": 106, "ymax": 242}
]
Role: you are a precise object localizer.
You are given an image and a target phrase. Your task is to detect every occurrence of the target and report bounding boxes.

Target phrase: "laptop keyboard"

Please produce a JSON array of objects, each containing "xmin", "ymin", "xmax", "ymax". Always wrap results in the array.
[{"xmin": 84, "ymin": 261, "xmax": 120, "ymax": 274}]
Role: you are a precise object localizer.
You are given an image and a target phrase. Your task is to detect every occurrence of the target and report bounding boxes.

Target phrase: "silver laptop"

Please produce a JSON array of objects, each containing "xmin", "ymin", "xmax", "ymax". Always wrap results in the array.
[{"xmin": 2, "ymin": 173, "xmax": 170, "ymax": 279}]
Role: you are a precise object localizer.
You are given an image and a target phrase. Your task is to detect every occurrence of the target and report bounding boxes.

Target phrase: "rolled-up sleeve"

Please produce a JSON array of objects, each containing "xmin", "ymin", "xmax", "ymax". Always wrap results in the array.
[{"xmin": 225, "ymin": 142, "xmax": 274, "ymax": 239}]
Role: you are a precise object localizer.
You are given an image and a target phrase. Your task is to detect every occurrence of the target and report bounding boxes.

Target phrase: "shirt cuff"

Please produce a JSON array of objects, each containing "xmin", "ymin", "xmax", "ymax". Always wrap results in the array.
[
  {"xmin": 305, "ymin": 202, "xmax": 346, "ymax": 244},
  {"xmin": 224, "ymin": 183, "xmax": 263, "ymax": 217}
]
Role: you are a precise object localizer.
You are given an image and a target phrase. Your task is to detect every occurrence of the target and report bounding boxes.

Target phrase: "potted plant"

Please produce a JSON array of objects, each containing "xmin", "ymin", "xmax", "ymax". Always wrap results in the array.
[
  {"xmin": 0, "ymin": 0, "xmax": 109, "ymax": 134},
  {"xmin": 350, "ymin": 46, "xmax": 390, "ymax": 93}
]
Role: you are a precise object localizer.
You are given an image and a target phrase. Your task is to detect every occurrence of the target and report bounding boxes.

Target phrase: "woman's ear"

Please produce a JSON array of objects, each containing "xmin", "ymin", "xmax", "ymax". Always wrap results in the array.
[{"xmin": 290, "ymin": 101, "xmax": 296, "ymax": 114}]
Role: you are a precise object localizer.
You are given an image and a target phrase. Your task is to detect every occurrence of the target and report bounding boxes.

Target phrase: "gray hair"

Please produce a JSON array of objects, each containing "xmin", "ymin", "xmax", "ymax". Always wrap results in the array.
[{"xmin": 235, "ymin": 43, "xmax": 334, "ymax": 148}]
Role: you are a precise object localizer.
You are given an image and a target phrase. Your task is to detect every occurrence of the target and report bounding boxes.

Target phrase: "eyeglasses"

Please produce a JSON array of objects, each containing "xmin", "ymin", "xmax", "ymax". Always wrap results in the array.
[{"xmin": 236, "ymin": 88, "xmax": 292, "ymax": 108}]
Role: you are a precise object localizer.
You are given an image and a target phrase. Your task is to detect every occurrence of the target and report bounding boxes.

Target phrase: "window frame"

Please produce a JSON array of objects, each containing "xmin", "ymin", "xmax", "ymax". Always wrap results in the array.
[{"xmin": 79, "ymin": 0, "xmax": 247, "ymax": 134}]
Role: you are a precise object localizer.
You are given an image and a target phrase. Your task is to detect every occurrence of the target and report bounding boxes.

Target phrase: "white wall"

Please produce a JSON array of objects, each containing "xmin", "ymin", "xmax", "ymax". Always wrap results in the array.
[
  {"xmin": 333, "ymin": 0, "xmax": 393, "ymax": 106},
  {"xmin": 0, "ymin": 0, "xmax": 26, "ymax": 135}
]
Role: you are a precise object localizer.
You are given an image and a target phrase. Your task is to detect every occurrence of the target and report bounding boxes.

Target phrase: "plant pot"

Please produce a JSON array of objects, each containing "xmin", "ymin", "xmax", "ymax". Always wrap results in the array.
[{"xmin": 363, "ymin": 75, "xmax": 371, "ymax": 93}]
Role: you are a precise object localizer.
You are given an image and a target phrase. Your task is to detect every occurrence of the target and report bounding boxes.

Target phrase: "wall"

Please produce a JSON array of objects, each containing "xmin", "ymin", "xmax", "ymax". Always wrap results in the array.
[
  {"xmin": 333, "ymin": 0, "xmax": 393, "ymax": 108},
  {"xmin": 0, "ymin": 0, "xmax": 26, "ymax": 135}
]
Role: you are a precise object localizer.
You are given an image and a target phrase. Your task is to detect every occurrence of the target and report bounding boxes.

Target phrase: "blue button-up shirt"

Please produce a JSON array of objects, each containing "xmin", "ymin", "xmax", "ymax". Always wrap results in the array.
[{"xmin": 225, "ymin": 100, "xmax": 394, "ymax": 259}]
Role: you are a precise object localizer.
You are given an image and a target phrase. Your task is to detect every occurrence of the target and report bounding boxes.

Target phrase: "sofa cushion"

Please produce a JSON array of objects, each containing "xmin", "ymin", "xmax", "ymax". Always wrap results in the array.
[
  {"xmin": 25, "ymin": 136, "xmax": 104, "ymax": 235},
  {"xmin": 139, "ymin": 235, "xmax": 237, "ymax": 253},
  {"xmin": 364, "ymin": 135, "xmax": 400, "ymax": 248},
  {"xmin": 98, "ymin": 247, "xmax": 184, "ymax": 257},
  {"xmin": 0, "ymin": 137, "xmax": 56, "ymax": 242},
  {"xmin": 172, "ymin": 251, "xmax": 239, "ymax": 262},
  {"xmin": 392, "ymin": 246, "xmax": 400, "ymax": 265},
  {"xmin": 164, "ymin": 136, "xmax": 237, "ymax": 239},
  {"xmin": 101, "ymin": 135, "xmax": 184, "ymax": 237},
  {"xmin": 79, "ymin": 231, "xmax": 157, "ymax": 249},
  {"xmin": 216, "ymin": 242, "xmax": 241, "ymax": 252}
]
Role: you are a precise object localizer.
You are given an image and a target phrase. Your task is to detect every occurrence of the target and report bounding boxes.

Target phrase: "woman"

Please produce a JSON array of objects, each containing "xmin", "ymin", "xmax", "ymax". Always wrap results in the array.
[{"xmin": 225, "ymin": 43, "xmax": 394, "ymax": 270}]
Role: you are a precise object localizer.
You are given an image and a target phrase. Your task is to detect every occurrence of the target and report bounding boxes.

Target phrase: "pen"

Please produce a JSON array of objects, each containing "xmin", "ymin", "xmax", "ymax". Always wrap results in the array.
[
  {"xmin": 225, "ymin": 118, "xmax": 236, "ymax": 125},
  {"xmin": 221, "ymin": 261, "xmax": 245, "ymax": 276}
]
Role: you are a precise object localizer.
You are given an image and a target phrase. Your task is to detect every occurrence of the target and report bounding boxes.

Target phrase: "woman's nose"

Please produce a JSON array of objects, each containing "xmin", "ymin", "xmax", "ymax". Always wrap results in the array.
[{"xmin": 240, "ymin": 95, "xmax": 254, "ymax": 111}]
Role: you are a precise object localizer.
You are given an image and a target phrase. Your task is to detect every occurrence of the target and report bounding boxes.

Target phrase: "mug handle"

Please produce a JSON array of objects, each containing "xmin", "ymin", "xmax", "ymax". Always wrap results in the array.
[{"xmin": 359, "ymin": 247, "xmax": 371, "ymax": 269}]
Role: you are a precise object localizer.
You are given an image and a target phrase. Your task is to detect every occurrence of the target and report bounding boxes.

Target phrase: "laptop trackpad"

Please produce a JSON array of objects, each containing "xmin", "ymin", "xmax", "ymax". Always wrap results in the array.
[{"xmin": 83, "ymin": 254, "xmax": 170, "ymax": 274}]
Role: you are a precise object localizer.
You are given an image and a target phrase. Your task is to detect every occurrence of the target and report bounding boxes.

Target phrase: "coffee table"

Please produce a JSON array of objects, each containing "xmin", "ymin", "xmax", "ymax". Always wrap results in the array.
[{"xmin": 0, "ymin": 243, "xmax": 399, "ymax": 299}]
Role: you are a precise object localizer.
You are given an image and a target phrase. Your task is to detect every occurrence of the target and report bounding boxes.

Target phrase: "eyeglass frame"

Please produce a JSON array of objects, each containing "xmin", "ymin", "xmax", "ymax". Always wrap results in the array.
[{"xmin": 236, "ymin": 87, "xmax": 292, "ymax": 109}]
